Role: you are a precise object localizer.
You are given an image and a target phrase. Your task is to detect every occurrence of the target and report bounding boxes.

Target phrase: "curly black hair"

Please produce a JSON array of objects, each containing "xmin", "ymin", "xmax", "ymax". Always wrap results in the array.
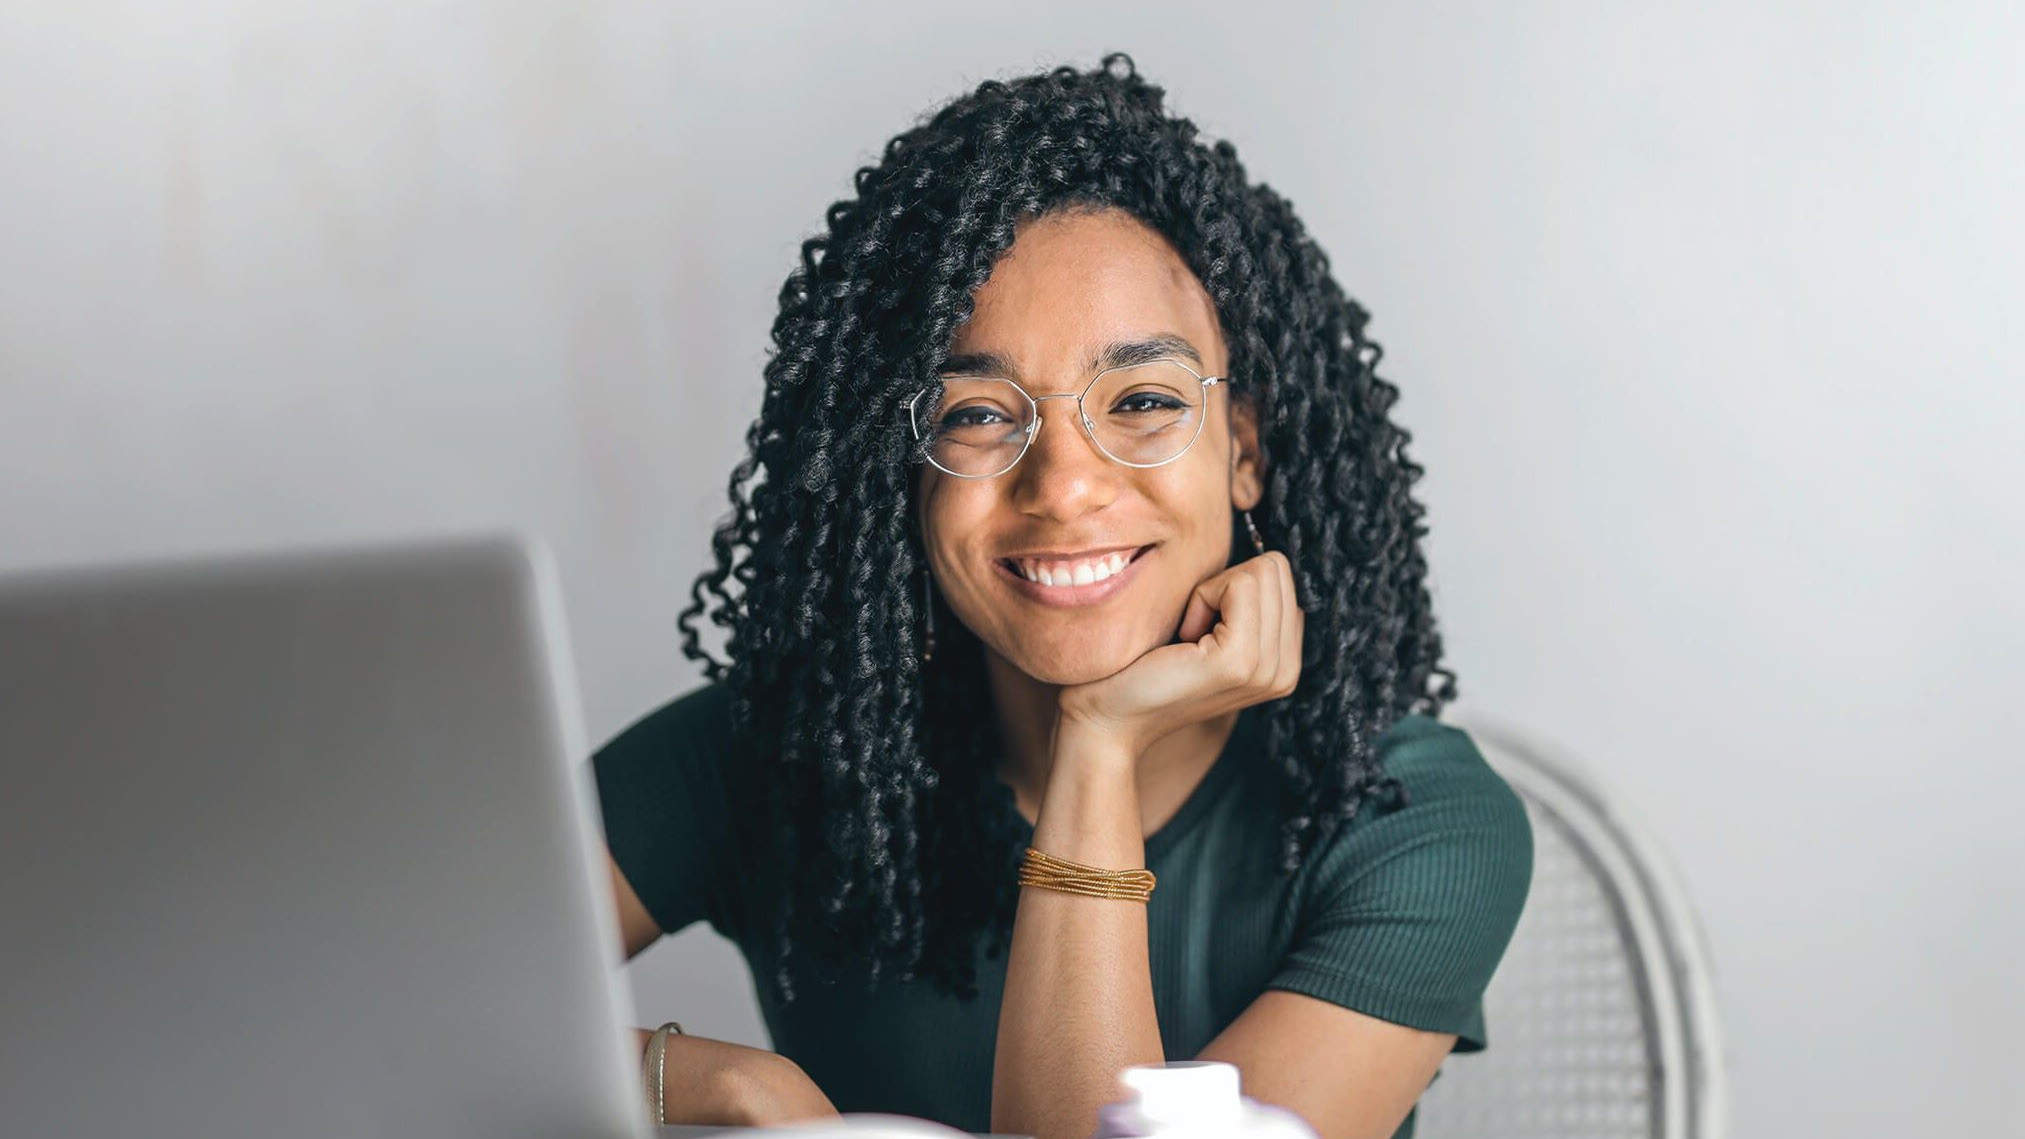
[{"xmin": 677, "ymin": 52, "xmax": 1454, "ymax": 1001}]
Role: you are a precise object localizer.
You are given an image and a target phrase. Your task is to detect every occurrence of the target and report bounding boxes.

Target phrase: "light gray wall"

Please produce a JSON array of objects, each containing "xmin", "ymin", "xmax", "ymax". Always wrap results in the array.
[{"xmin": 3, "ymin": 3, "xmax": 2019, "ymax": 1136}]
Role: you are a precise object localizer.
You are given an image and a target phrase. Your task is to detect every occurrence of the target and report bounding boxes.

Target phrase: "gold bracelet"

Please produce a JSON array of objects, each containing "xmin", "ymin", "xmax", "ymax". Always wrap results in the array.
[
  {"xmin": 1017, "ymin": 847, "xmax": 1156, "ymax": 903},
  {"xmin": 642, "ymin": 1020, "xmax": 684, "ymax": 1124}
]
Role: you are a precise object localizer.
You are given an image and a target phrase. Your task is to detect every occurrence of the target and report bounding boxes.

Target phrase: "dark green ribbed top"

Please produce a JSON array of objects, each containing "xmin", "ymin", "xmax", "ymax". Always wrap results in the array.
[{"xmin": 593, "ymin": 683, "xmax": 1532, "ymax": 1139}]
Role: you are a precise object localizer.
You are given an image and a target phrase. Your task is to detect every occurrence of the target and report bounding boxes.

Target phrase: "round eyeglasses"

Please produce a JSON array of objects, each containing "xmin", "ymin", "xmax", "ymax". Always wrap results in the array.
[{"xmin": 902, "ymin": 357, "xmax": 1227, "ymax": 479}]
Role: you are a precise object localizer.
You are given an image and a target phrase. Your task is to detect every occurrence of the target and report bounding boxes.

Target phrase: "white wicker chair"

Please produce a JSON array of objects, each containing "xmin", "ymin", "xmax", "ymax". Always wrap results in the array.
[{"xmin": 1413, "ymin": 719, "xmax": 1727, "ymax": 1139}]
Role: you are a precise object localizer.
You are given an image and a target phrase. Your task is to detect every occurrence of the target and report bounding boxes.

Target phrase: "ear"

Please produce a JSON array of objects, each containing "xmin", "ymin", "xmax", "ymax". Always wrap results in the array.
[{"xmin": 1229, "ymin": 395, "xmax": 1265, "ymax": 512}]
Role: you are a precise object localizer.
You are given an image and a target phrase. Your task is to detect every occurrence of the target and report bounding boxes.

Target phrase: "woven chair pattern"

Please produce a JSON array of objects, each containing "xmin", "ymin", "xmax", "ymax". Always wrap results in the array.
[
  {"xmin": 1414, "ymin": 724, "xmax": 1725, "ymax": 1139},
  {"xmin": 1416, "ymin": 802, "xmax": 1656, "ymax": 1137}
]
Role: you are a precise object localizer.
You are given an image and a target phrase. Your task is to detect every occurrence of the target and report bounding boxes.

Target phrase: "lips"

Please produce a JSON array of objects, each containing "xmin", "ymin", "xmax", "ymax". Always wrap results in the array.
[{"xmin": 993, "ymin": 545, "xmax": 1155, "ymax": 608}]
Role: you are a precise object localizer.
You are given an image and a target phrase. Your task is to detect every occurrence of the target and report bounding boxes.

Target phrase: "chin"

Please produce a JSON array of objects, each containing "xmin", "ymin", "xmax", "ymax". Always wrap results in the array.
[{"xmin": 1007, "ymin": 637, "xmax": 1150, "ymax": 687}]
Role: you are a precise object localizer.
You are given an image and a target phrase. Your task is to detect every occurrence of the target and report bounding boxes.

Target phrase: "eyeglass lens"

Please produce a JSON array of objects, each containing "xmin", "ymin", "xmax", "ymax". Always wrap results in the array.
[{"xmin": 915, "ymin": 360, "xmax": 1209, "ymax": 477}]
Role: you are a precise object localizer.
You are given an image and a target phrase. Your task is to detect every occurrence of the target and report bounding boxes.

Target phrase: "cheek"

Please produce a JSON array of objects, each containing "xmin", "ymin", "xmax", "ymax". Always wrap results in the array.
[
  {"xmin": 917, "ymin": 482, "xmax": 999, "ymax": 597},
  {"xmin": 1154, "ymin": 465, "xmax": 1235, "ymax": 556}
]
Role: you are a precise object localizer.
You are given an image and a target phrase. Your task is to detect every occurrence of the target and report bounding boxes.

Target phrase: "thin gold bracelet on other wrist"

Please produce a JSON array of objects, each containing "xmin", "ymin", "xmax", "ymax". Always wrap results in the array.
[
  {"xmin": 641, "ymin": 1020, "xmax": 684, "ymax": 1125},
  {"xmin": 1017, "ymin": 847, "xmax": 1156, "ymax": 902}
]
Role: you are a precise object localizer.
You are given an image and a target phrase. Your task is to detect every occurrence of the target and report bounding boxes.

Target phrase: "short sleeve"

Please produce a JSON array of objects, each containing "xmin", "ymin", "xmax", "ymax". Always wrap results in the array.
[
  {"xmin": 588, "ymin": 682, "xmax": 746, "ymax": 941},
  {"xmin": 1268, "ymin": 715, "xmax": 1533, "ymax": 1052}
]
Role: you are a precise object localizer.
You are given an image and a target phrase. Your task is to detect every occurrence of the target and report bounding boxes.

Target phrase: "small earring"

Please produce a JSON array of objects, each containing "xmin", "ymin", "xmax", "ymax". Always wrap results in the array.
[
  {"xmin": 1241, "ymin": 509, "xmax": 1268, "ymax": 555},
  {"xmin": 920, "ymin": 566, "xmax": 936, "ymax": 664}
]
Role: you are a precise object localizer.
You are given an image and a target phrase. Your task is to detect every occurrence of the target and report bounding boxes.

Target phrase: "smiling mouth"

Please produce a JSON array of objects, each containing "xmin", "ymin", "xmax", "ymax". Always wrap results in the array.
[{"xmin": 997, "ymin": 545, "xmax": 1154, "ymax": 588}]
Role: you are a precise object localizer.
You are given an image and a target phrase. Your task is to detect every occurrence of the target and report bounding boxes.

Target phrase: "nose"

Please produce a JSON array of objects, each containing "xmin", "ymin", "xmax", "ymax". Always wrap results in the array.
[{"xmin": 1008, "ymin": 394, "xmax": 1118, "ymax": 520}]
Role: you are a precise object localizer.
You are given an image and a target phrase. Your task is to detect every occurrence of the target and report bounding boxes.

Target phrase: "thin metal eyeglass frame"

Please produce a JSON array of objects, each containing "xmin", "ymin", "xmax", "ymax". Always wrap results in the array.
[{"xmin": 900, "ymin": 357, "xmax": 1228, "ymax": 479}]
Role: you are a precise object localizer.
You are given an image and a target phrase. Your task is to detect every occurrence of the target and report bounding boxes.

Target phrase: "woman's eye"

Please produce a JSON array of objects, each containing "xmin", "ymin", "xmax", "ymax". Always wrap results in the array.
[
  {"xmin": 1113, "ymin": 392, "xmax": 1185, "ymax": 414},
  {"xmin": 942, "ymin": 405, "xmax": 1010, "ymax": 429}
]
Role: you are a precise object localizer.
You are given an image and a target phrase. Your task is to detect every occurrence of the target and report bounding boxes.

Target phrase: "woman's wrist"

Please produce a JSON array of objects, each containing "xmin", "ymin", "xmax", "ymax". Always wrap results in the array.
[
  {"xmin": 1049, "ymin": 715, "xmax": 1142, "ymax": 776},
  {"xmin": 645, "ymin": 1032, "xmax": 839, "ymax": 1127},
  {"xmin": 1032, "ymin": 723, "xmax": 1145, "ymax": 871}
]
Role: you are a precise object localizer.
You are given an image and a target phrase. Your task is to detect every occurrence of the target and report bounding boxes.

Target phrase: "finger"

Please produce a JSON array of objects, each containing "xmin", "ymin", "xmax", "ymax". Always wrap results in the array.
[
  {"xmin": 1272, "ymin": 554, "xmax": 1305, "ymax": 695},
  {"xmin": 1176, "ymin": 578, "xmax": 1222, "ymax": 644},
  {"xmin": 1251, "ymin": 556, "xmax": 1283, "ymax": 690},
  {"xmin": 1176, "ymin": 562, "xmax": 1246, "ymax": 643},
  {"xmin": 1198, "ymin": 569, "xmax": 1263, "ymax": 681}
]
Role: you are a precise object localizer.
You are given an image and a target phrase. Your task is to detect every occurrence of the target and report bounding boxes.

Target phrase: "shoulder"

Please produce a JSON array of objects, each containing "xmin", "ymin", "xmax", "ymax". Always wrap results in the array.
[
  {"xmin": 1370, "ymin": 713, "xmax": 1532, "ymax": 843},
  {"xmin": 589, "ymin": 680, "xmax": 748, "ymax": 849},
  {"xmin": 1266, "ymin": 713, "xmax": 1534, "ymax": 1047},
  {"xmin": 589, "ymin": 681, "xmax": 751, "ymax": 936},
  {"xmin": 1302, "ymin": 712, "xmax": 1534, "ymax": 914},
  {"xmin": 592, "ymin": 682, "xmax": 739, "ymax": 786}
]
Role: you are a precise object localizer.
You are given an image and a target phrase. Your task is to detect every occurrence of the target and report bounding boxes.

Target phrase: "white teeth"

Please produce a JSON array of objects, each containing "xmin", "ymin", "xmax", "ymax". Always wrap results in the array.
[{"xmin": 1013, "ymin": 550, "xmax": 1138, "ymax": 587}]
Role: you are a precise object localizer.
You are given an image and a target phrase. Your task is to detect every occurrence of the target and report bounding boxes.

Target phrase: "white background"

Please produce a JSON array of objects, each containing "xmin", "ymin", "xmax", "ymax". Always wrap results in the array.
[{"xmin": 3, "ymin": 3, "xmax": 2020, "ymax": 1135}]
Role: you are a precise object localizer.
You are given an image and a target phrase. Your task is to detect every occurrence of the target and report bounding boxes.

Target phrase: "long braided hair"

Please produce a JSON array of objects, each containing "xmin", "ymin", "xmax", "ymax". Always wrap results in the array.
[{"xmin": 677, "ymin": 52, "xmax": 1454, "ymax": 1001}]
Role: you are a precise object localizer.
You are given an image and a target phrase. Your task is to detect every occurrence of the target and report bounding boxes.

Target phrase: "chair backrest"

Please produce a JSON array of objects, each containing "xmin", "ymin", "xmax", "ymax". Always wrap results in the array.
[{"xmin": 1413, "ymin": 719, "xmax": 1727, "ymax": 1139}]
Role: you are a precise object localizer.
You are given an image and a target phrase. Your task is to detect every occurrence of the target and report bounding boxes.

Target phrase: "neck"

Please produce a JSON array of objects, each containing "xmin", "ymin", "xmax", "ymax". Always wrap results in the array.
[{"xmin": 983, "ymin": 649, "xmax": 1241, "ymax": 836}]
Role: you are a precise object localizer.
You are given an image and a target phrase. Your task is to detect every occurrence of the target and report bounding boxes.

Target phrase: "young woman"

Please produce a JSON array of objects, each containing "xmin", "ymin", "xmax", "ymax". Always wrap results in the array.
[{"xmin": 593, "ymin": 54, "xmax": 1532, "ymax": 1139}]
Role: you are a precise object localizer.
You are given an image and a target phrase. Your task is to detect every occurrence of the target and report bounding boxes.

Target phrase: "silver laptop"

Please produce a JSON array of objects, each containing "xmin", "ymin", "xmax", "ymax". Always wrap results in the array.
[{"xmin": 0, "ymin": 534, "xmax": 652, "ymax": 1139}]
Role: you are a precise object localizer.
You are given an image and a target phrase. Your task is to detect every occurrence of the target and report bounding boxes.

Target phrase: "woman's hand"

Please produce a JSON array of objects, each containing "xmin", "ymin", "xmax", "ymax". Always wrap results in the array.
[
  {"xmin": 651, "ymin": 1033, "xmax": 838, "ymax": 1127},
  {"xmin": 1057, "ymin": 550, "xmax": 1303, "ymax": 760}
]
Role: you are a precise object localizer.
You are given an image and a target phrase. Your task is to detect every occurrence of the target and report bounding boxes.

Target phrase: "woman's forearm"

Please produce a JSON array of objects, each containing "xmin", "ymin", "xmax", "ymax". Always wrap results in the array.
[
  {"xmin": 634, "ymin": 1028, "xmax": 838, "ymax": 1126},
  {"xmin": 991, "ymin": 728, "xmax": 1165, "ymax": 1139}
]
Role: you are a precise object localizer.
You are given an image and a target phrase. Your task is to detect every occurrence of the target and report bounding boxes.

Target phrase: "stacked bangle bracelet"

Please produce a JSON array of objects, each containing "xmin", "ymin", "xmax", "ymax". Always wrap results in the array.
[
  {"xmin": 641, "ymin": 1020, "xmax": 685, "ymax": 1125},
  {"xmin": 1017, "ymin": 847, "xmax": 1156, "ymax": 902}
]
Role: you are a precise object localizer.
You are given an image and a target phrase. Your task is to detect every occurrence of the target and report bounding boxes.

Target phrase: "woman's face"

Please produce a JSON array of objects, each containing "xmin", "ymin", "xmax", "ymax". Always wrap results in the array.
[{"xmin": 915, "ymin": 207, "xmax": 1263, "ymax": 686}]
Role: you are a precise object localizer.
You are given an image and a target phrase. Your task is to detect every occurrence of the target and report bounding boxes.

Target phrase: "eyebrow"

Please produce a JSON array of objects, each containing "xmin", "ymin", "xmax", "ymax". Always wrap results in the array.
[{"xmin": 937, "ymin": 333, "xmax": 1206, "ymax": 383}]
